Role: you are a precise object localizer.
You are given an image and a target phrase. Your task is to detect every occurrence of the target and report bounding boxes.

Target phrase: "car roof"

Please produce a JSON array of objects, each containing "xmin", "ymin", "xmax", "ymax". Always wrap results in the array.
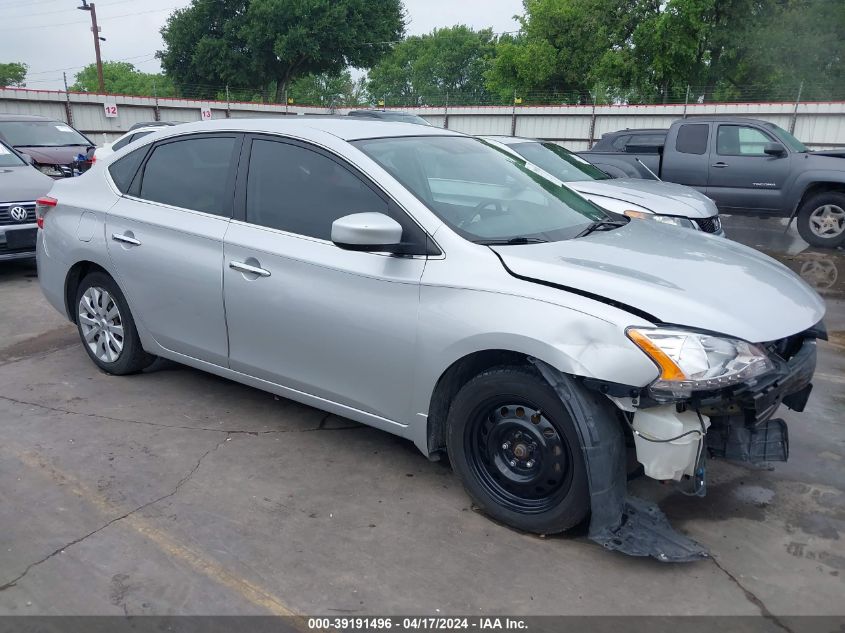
[
  {"xmin": 0, "ymin": 113, "xmax": 58, "ymax": 122},
  {"xmin": 480, "ymin": 135, "xmax": 540, "ymax": 145},
  {"xmin": 146, "ymin": 117, "xmax": 460, "ymax": 141},
  {"xmin": 128, "ymin": 121, "xmax": 183, "ymax": 131},
  {"xmin": 124, "ymin": 126, "xmax": 167, "ymax": 135},
  {"xmin": 601, "ymin": 128, "xmax": 668, "ymax": 136}
]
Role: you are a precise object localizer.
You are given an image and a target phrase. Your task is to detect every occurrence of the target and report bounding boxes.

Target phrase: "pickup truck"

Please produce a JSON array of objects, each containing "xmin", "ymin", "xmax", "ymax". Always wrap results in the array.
[{"xmin": 579, "ymin": 117, "xmax": 845, "ymax": 248}]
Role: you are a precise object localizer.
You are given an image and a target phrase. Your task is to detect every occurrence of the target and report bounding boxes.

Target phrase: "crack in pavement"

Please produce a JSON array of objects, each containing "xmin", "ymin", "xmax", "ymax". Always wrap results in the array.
[
  {"xmin": 0, "ymin": 395, "xmax": 359, "ymax": 435},
  {"xmin": 710, "ymin": 557, "xmax": 795, "ymax": 633},
  {"xmin": 0, "ymin": 434, "xmax": 231, "ymax": 593}
]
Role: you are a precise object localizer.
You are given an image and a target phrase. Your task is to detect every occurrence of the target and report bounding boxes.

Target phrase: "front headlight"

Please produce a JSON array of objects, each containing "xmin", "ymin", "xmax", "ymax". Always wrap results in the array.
[
  {"xmin": 627, "ymin": 327, "xmax": 774, "ymax": 397},
  {"xmin": 623, "ymin": 210, "xmax": 695, "ymax": 229}
]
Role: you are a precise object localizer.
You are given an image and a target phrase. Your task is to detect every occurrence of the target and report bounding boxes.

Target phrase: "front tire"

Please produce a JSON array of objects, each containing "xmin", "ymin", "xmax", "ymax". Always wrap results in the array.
[
  {"xmin": 446, "ymin": 366, "xmax": 590, "ymax": 534},
  {"xmin": 75, "ymin": 272, "xmax": 155, "ymax": 375},
  {"xmin": 796, "ymin": 192, "xmax": 845, "ymax": 248}
]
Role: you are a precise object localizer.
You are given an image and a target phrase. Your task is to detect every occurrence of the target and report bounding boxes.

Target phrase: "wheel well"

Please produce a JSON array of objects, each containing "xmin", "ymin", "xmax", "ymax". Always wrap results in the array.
[
  {"xmin": 64, "ymin": 261, "xmax": 110, "ymax": 323},
  {"xmin": 426, "ymin": 350, "xmax": 533, "ymax": 456},
  {"xmin": 797, "ymin": 182, "xmax": 845, "ymax": 212}
]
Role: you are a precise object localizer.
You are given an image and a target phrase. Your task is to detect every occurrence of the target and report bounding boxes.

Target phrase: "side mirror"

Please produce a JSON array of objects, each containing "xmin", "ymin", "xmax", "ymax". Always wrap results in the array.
[
  {"xmin": 764, "ymin": 142, "xmax": 787, "ymax": 157},
  {"xmin": 331, "ymin": 213, "xmax": 403, "ymax": 252},
  {"xmin": 19, "ymin": 152, "xmax": 34, "ymax": 165}
]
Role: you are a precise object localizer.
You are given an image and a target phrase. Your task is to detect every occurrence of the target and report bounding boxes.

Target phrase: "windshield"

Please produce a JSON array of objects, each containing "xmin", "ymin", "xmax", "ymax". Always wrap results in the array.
[
  {"xmin": 0, "ymin": 141, "xmax": 25, "ymax": 167},
  {"xmin": 0, "ymin": 120, "xmax": 91, "ymax": 147},
  {"xmin": 353, "ymin": 136, "xmax": 610, "ymax": 242},
  {"xmin": 509, "ymin": 141, "xmax": 610, "ymax": 182},
  {"xmin": 767, "ymin": 124, "xmax": 807, "ymax": 153}
]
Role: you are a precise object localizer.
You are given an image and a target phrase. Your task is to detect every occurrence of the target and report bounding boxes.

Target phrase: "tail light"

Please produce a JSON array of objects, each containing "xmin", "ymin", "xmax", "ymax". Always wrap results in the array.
[{"xmin": 35, "ymin": 196, "xmax": 57, "ymax": 229}]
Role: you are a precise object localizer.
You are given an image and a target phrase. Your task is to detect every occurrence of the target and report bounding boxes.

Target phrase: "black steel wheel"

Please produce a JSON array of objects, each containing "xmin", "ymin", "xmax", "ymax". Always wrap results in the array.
[
  {"xmin": 447, "ymin": 366, "xmax": 590, "ymax": 534},
  {"xmin": 466, "ymin": 401, "xmax": 574, "ymax": 514}
]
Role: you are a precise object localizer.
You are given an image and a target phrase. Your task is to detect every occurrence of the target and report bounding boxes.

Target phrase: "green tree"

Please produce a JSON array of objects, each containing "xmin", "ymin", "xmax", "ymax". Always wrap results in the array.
[
  {"xmin": 734, "ymin": 0, "xmax": 845, "ymax": 101},
  {"xmin": 0, "ymin": 62, "xmax": 28, "ymax": 87},
  {"xmin": 70, "ymin": 62, "xmax": 175, "ymax": 97},
  {"xmin": 486, "ymin": 0, "xmax": 640, "ymax": 103},
  {"xmin": 288, "ymin": 69, "xmax": 368, "ymax": 107},
  {"xmin": 159, "ymin": 0, "xmax": 404, "ymax": 102},
  {"xmin": 486, "ymin": 0, "xmax": 841, "ymax": 105},
  {"xmin": 368, "ymin": 26, "xmax": 496, "ymax": 105},
  {"xmin": 595, "ymin": 0, "xmax": 776, "ymax": 103}
]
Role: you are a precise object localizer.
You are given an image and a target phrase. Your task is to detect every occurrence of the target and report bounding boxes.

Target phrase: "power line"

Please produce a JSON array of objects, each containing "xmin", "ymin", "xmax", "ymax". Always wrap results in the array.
[
  {"xmin": 1, "ymin": 0, "xmax": 137, "ymax": 19},
  {"xmin": 25, "ymin": 53, "xmax": 159, "ymax": 76},
  {"xmin": 0, "ymin": 6, "xmax": 175, "ymax": 33}
]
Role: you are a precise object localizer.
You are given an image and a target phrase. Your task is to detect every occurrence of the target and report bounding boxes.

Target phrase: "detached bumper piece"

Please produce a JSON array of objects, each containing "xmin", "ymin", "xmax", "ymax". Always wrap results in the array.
[{"xmin": 591, "ymin": 497, "xmax": 708, "ymax": 563}]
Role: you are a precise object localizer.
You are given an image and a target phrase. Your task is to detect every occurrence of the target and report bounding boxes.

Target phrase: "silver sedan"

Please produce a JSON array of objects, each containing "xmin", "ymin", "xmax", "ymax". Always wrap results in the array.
[{"xmin": 37, "ymin": 119, "xmax": 825, "ymax": 560}]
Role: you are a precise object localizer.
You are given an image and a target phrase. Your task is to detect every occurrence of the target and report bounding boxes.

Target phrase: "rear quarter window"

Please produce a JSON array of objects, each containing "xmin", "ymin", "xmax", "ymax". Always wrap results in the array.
[{"xmin": 108, "ymin": 146, "xmax": 147, "ymax": 193}]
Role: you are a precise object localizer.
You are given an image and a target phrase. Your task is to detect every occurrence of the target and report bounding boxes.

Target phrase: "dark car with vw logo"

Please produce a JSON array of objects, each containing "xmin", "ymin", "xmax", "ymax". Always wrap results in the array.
[{"xmin": 0, "ymin": 139, "xmax": 54, "ymax": 261}]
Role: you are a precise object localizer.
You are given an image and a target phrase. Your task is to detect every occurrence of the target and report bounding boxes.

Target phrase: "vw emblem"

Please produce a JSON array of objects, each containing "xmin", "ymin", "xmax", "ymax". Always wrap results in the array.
[{"xmin": 9, "ymin": 206, "xmax": 28, "ymax": 222}]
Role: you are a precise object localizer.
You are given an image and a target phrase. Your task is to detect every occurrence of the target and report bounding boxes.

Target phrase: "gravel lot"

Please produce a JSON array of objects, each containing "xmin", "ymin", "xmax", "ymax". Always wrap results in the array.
[{"xmin": 0, "ymin": 217, "xmax": 843, "ymax": 620}]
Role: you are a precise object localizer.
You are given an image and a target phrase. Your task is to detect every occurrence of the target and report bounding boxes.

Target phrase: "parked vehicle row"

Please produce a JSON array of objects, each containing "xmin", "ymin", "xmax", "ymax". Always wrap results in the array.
[
  {"xmin": 37, "ymin": 118, "xmax": 825, "ymax": 560},
  {"xmin": 482, "ymin": 136, "xmax": 723, "ymax": 235},
  {"xmin": 579, "ymin": 117, "xmax": 845, "ymax": 248}
]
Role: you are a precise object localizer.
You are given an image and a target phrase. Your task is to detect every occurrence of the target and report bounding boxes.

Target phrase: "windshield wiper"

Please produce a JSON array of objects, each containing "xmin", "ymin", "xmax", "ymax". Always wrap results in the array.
[
  {"xmin": 575, "ymin": 219, "xmax": 628, "ymax": 238},
  {"xmin": 474, "ymin": 236, "xmax": 549, "ymax": 245}
]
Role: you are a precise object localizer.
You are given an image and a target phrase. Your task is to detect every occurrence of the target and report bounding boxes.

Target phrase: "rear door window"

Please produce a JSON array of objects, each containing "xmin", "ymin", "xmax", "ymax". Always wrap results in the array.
[
  {"xmin": 675, "ymin": 124, "xmax": 709, "ymax": 155},
  {"xmin": 138, "ymin": 135, "xmax": 239, "ymax": 216}
]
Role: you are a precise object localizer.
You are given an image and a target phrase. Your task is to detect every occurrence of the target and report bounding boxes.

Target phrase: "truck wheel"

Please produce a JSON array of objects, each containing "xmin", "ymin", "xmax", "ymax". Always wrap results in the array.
[
  {"xmin": 446, "ymin": 366, "xmax": 589, "ymax": 534},
  {"xmin": 75, "ymin": 272, "xmax": 156, "ymax": 375},
  {"xmin": 796, "ymin": 192, "xmax": 845, "ymax": 248}
]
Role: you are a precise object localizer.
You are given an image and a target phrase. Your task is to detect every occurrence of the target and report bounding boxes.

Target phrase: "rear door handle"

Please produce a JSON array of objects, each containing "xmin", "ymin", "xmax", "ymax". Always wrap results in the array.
[
  {"xmin": 111, "ymin": 233, "xmax": 141, "ymax": 246},
  {"xmin": 229, "ymin": 261, "xmax": 271, "ymax": 277},
  {"xmin": 711, "ymin": 162, "xmax": 729, "ymax": 168}
]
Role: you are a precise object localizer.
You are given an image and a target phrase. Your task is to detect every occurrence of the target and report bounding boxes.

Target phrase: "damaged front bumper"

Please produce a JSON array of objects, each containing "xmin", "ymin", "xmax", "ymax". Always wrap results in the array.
[
  {"xmin": 701, "ymin": 335, "xmax": 817, "ymax": 464},
  {"xmin": 534, "ymin": 329, "xmax": 820, "ymax": 563}
]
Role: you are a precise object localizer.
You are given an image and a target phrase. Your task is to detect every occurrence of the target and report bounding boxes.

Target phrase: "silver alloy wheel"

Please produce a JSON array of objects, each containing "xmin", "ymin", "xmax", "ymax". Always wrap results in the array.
[
  {"xmin": 78, "ymin": 287, "xmax": 124, "ymax": 363},
  {"xmin": 809, "ymin": 204, "xmax": 845, "ymax": 238}
]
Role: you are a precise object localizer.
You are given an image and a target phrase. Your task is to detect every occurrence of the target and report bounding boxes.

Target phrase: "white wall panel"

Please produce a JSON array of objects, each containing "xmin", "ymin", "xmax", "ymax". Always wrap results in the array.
[{"xmin": 3, "ymin": 88, "xmax": 844, "ymax": 149}]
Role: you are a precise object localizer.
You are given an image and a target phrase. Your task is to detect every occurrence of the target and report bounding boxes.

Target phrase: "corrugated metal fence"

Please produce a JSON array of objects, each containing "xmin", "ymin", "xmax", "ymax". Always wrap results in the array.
[{"xmin": 2, "ymin": 87, "xmax": 844, "ymax": 150}]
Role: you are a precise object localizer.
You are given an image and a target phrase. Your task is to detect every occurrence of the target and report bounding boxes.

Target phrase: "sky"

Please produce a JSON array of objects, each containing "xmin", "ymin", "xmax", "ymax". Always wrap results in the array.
[{"xmin": 1, "ymin": 0, "xmax": 524, "ymax": 91}]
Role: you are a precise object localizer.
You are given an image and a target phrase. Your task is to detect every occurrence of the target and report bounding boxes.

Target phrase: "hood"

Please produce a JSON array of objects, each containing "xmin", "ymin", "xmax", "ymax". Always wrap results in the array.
[
  {"xmin": 809, "ymin": 149, "xmax": 845, "ymax": 159},
  {"xmin": 567, "ymin": 178, "xmax": 717, "ymax": 219},
  {"xmin": 491, "ymin": 219, "xmax": 825, "ymax": 343},
  {"xmin": 0, "ymin": 165, "xmax": 54, "ymax": 202},
  {"xmin": 15, "ymin": 144, "xmax": 94, "ymax": 166}
]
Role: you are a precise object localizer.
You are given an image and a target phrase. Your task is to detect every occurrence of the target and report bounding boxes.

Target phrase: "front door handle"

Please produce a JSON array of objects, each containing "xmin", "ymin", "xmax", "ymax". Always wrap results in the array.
[
  {"xmin": 229, "ymin": 261, "xmax": 271, "ymax": 277},
  {"xmin": 111, "ymin": 232, "xmax": 141, "ymax": 246},
  {"xmin": 711, "ymin": 162, "xmax": 729, "ymax": 168}
]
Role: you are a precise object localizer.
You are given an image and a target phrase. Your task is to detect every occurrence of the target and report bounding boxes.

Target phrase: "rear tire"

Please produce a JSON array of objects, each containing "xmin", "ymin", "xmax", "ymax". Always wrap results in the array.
[
  {"xmin": 74, "ymin": 272, "xmax": 155, "ymax": 375},
  {"xmin": 796, "ymin": 192, "xmax": 845, "ymax": 248},
  {"xmin": 446, "ymin": 366, "xmax": 590, "ymax": 534}
]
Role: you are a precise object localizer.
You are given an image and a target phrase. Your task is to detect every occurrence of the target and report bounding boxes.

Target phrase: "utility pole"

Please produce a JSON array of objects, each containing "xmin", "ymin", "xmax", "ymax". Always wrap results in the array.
[
  {"xmin": 78, "ymin": 1, "xmax": 105, "ymax": 93},
  {"xmin": 790, "ymin": 81, "xmax": 804, "ymax": 135},
  {"xmin": 62, "ymin": 72, "xmax": 74, "ymax": 126}
]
